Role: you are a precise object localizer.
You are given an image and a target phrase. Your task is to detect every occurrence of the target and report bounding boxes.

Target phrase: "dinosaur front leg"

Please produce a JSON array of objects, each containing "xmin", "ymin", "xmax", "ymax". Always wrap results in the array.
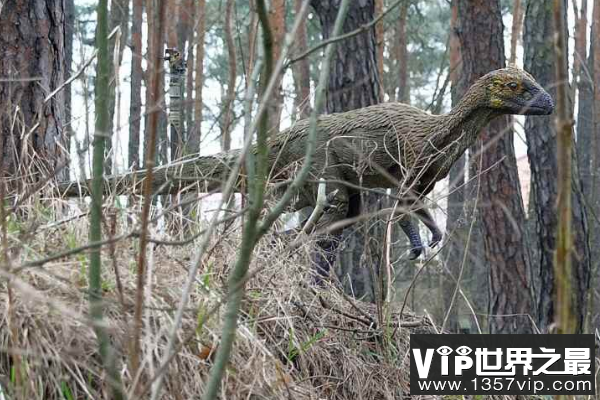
[
  {"xmin": 313, "ymin": 233, "xmax": 342, "ymax": 281},
  {"xmin": 305, "ymin": 180, "xmax": 349, "ymax": 282}
]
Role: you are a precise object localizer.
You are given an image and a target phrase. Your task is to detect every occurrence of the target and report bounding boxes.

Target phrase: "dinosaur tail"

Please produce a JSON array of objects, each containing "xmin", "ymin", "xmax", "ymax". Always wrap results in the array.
[{"xmin": 57, "ymin": 150, "xmax": 243, "ymax": 197}]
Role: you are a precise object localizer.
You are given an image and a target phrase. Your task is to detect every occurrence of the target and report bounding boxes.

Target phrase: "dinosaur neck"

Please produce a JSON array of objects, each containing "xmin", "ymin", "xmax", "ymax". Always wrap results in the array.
[{"xmin": 436, "ymin": 81, "xmax": 500, "ymax": 150}]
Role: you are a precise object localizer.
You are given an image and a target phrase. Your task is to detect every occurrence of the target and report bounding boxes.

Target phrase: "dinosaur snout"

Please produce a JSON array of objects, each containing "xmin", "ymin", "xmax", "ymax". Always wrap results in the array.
[
  {"xmin": 536, "ymin": 90, "xmax": 554, "ymax": 115},
  {"xmin": 525, "ymin": 89, "xmax": 554, "ymax": 115}
]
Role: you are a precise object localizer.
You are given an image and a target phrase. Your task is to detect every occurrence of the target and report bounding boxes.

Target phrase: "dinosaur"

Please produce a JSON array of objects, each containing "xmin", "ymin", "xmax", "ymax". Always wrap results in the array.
[{"xmin": 60, "ymin": 66, "xmax": 553, "ymax": 275}]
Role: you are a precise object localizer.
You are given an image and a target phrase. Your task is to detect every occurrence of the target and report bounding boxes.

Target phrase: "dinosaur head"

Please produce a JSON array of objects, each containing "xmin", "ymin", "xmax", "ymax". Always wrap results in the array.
[{"xmin": 483, "ymin": 66, "xmax": 554, "ymax": 115}]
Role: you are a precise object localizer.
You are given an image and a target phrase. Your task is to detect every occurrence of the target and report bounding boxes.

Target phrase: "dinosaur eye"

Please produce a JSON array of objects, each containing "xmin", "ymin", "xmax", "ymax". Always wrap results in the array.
[{"xmin": 507, "ymin": 82, "xmax": 518, "ymax": 90}]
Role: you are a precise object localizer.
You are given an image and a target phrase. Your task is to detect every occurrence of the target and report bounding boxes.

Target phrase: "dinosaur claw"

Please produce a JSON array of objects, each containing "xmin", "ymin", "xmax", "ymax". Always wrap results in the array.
[
  {"xmin": 409, "ymin": 246, "xmax": 423, "ymax": 260},
  {"xmin": 430, "ymin": 234, "xmax": 442, "ymax": 248}
]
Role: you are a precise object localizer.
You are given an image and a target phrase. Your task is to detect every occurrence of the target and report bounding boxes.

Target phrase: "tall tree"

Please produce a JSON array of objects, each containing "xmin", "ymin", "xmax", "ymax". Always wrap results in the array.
[
  {"xmin": 395, "ymin": 0, "xmax": 409, "ymax": 103},
  {"xmin": 509, "ymin": 0, "xmax": 523, "ymax": 65},
  {"xmin": 575, "ymin": 1, "xmax": 598, "ymax": 331},
  {"xmin": 167, "ymin": 0, "xmax": 183, "ymax": 160},
  {"xmin": 221, "ymin": 0, "xmax": 237, "ymax": 152},
  {"xmin": 310, "ymin": 0, "xmax": 383, "ymax": 300},
  {"xmin": 523, "ymin": 0, "xmax": 590, "ymax": 333},
  {"xmin": 89, "ymin": 0, "xmax": 125, "ymax": 397},
  {"xmin": 190, "ymin": 0, "xmax": 206, "ymax": 153},
  {"xmin": 266, "ymin": 0, "xmax": 285, "ymax": 134},
  {"xmin": 129, "ymin": 0, "xmax": 143, "ymax": 169},
  {"xmin": 311, "ymin": 0, "xmax": 380, "ymax": 113},
  {"xmin": 145, "ymin": 0, "xmax": 168, "ymax": 166},
  {"xmin": 571, "ymin": 0, "xmax": 587, "ymax": 116},
  {"xmin": 442, "ymin": 0, "xmax": 465, "ymax": 333},
  {"xmin": 105, "ymin": 0, "xmax": 129, "ymax": 174},
  {"xmin": 589, "ymin": 0, "xmax": 600, "ymax": 330},
  {"xmin": 291, "ymin": 0, "xmax": 312, "ymax": 119},
  {"xmin": 375, "ymin": 0, "xmax": 384, "ymax": 96},
  {"xmin": 457, "ymin": 0, "xmax": 534, "ymax": 333},
  {"xmin": 178, "ymin": 0, "xmax": 194, "ymax": 145},
  {"xmin": 65, "ymin": 0, "xmax": 75, "ymax": 177},
  {"xmin": 0, "ymin": 0, "xmax": 69, "ymax": 185}
]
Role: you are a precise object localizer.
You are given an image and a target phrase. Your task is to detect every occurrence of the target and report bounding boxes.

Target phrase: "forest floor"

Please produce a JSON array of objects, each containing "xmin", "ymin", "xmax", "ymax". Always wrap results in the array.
[{"xmin": 0, "ymin": 196, "xmax": 556, "ymax": 399}]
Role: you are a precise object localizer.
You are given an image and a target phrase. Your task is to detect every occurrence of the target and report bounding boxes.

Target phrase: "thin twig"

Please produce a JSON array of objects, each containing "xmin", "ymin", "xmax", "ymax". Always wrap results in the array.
[{"xmin": 286, "ymin": 0, "xmax": 405, "ymax": 67}]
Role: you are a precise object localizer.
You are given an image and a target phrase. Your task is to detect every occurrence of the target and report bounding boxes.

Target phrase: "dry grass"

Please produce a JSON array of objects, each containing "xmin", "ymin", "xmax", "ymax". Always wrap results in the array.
[
  {"xmin": 0, "ymin": 193, "xmax": 430, "ymax": 400},
  {"xmin": 0, "ymin": 193, "xmax": 549, "ymax": 400}
]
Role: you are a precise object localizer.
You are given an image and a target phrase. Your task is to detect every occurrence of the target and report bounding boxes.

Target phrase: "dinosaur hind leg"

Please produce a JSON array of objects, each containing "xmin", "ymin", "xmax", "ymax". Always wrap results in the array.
[
  {"xmin": 414, "ymin": 206, "xmax": 443, "ymax": 248},
  {"xmin": 399, "ymin": 215, "xmax": 424, "ymax": 260},
  {"xmin": 398, "ymin": 189, "xmax": 443, "ymax": 259}
]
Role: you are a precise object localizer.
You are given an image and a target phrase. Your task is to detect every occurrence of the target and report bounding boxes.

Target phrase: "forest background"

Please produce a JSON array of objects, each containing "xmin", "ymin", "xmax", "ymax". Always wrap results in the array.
[{"xmin": 0, "ymin": 0, "xmax": 597, "ymax": 398}]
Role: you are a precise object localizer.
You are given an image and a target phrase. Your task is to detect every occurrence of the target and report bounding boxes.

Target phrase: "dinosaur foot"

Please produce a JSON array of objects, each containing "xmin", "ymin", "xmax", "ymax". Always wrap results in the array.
[
  {"xmin": 429, "ymin": 231, "xmax": 443, "ymax": 248},
  {"xmin": 408, "ymin": 246, "xmax": 424, "ymax": 260}
]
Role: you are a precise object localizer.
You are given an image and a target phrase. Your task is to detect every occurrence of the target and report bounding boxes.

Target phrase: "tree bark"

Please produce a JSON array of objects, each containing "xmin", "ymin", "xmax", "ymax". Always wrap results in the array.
[
  {"xmin": 509, "ymin": 0, "xmax": 523, "ymax": 65},
  {"xmin": 183, "ymin": 0, "xmax": 195, "ymax": 152},
  {"xmin": 167, "ymin": 0, "xmax": 179, "ymax": 48},
  {"xmin": 590, "ymin": 0, "xmax": 600, "ymax": 331},
  {"xmin": 167, "ymin": 0, "xmax": 182, "ymax": 161},
  {"xmin": 221, "ymin": 0, "xmax": 236, "ymax": 152},
  {"xmin": 442, "ymin": 0, "xmax": 465, "ymax": 333},
  {"xmin": 0, "ymin": 0, "xmax": 68, "ymax": 185},
  {"xmin": 291, "ymin": 0, "xmax": 312, "ymax": 120},
  {"xmin": 64, "ymin": 0, "xmax": 75, "ymax": 178},
  {"xmin": 104, "ymin": 0, "xmax": 129, "ymax": 174},
  {"xmin": 457, "ymin": 0, "xmax": 534, "ymax": 334},
  {"xmin": 129, "ymin": 0, "xmax": 144, "ymax": 170},
  {"xmin": 311, "ymin": 0, "xmax": 381, "ymax": 113},
  {"xmin": 395, "ymin": 0, "xmax": 409, "ymax": 103},
  {"xmin": 310, "ymin": 0, "xmax": 383, "ymax": 301},
  {"xmin": 374, "ymin": 0, "xmax": 384, "ymax": 99},
  {"xmin": 189, "ymin": 0, "xmax": 206, "ymax": 153},
  {"xmin": 145, "ymin": 0, "xmax": 167, "ymax": 166},
  {"xmin": 523, "ymin": 0, "xmax": 590, "ymax": 334},
  {"xmin": 266, "ymin": 0, "xmax": 285, "ymax": 134},
  {"xmin": 571, "ymin": 0, "xmax": 587, "ymax": 116}
]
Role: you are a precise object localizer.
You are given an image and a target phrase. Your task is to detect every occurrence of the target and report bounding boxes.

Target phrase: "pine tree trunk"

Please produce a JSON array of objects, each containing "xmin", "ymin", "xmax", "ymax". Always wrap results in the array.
[
  {"xmin": 509, "ymin": 0, "xmax": 522, "ymax": 64},
  {"xmin": 167, "ymin": 0, "xmax": 183, "ymax": 161},
  {"xmin": 145, "ymin": 0, "xmax": 167, "ymax": 167},
  {"xmin": 291, "ymin": 0, "xmax": 312, "ymax": 120},
  {"xmin": 310, "ymin": 0, "xmax": 383, "ymax": 301},
  {"xmin": 177, "ymin": 0, "xmax": 193, "ymax": 145},
  {"xmin": 589, "ymin": 0, "xmax": 600, "ymax": 331},
  {"xmin": 311, "ymin": 0, "xmax": 381, "ymax": 113},
  {"xmin": 129, "ymin": 0, "xmax": 143, "ymax": 169},
  {"xmin": 395, "ymin": 1, "xmax": 409, "ymax": 103},
  {"xmin": 571, "ymin": 0, "xmax": 587, "ymax": 116},
  {"xmin": 0, "ymin": 0, "xmax": 68, "ymax": 185},
  {"xmin": 106, "ymin": 0, "xmax": 129, "ymax": 174},
  {"xmin": 442, "ymin": 0, "xmax": 465, "ymax": 333},
  {"xmin": 374, "ymin": 0, "xmax": 384, "ymax": 98},
  {"xmin": 189, "ymin": 0, "xmax": 206, "ymax": 153},
  {"xmin": 457, "ymin": 0, "xmax": 534, "ymax": 334},
  {"xmin": 221, "ymin": 0, "xmax": 236, "ymax": 152},
  {"xmin": 523, "ymin": 0, "xmax": 591, "ymax": 334},
  {"xmin": 65, "ymin": 0, "xmax": 75, "ymax": 178},
  {"xmin": 266, "ymin": 0, "xmax": 285, "ymax": 134}
]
